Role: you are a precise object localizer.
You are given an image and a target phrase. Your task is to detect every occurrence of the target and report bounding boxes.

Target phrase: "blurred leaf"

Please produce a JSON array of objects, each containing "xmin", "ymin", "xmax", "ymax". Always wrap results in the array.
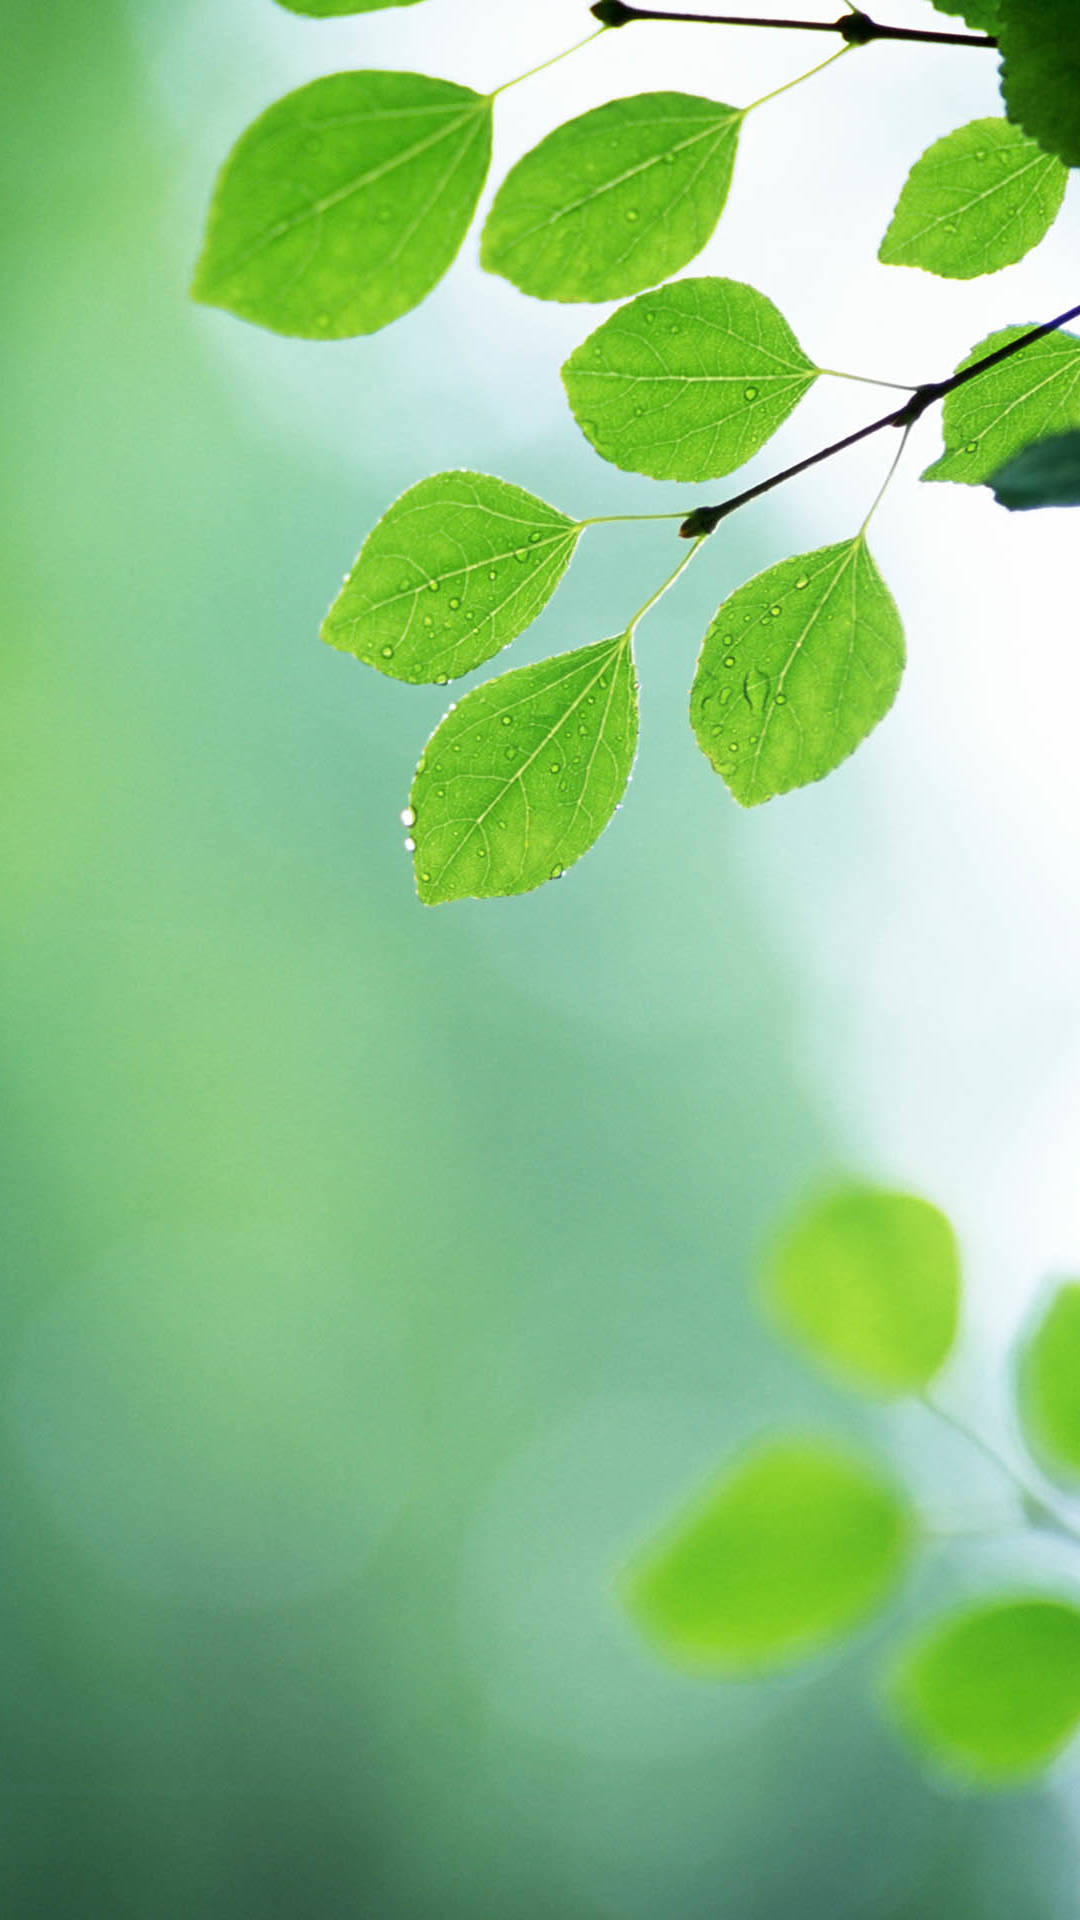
[
  {"xmin": 192, "ymin": 72, "xmax": 492, "ymax": 338},
  {"xmin": 890, "ymin": 1598, "xmax": 1080, "ymax": 1780},
  {"xmin": 561, "ymin": 277, "xmax": 818, "ymax": 483},
  {"xmin": 922, "ymin": 325, "xmax": 1080, "ymax": 486},
  {"xmin": 1018, "ymin": 1283, "xmax": 1080, "ymax": 1481},
  {"xmin": 766, "ymin": 1186, "xmax": 961, "ymax": 1397},
  {"xmin": 998, "ymin": 0, "xmax": 1080, "ymax": 169},
  {"xmin": 879, "ymin": 118, "xmax": 1065, "ymax": 280},
  {"xmin": 988, "ymin": 430, "xmax": 1080, "ymax": 508},
  {"xmin": 480, "ymin": 92, "xmax": 742, "ymax": 303},
  {"xmin": 322, "ymin": 473, "xmax": 581, "ymax": 683},
  {"xmin": 409, "ymin": 637, "xmax": 638, "ymax": 903},
  {"xmin": 626, "ymin": 1436, "xmax": 913, "ymax": 1672},
  {"xmin": 273, "ymin": 0, "xmax": 425, "ymax": 12},
  {"xmin": 930, "ymin": 0, "xmax": 1000, "ymax": 27},
  {"xmin": 689, "ymin": 539, "xmax": 905, "ymax": 805}
]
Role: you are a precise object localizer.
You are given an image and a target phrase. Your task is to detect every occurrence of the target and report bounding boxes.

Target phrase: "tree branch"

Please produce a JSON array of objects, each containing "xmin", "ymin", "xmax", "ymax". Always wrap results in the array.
[
  {"xmin": 590, "ymin": 1, "xmax": 997, "ymax": 48},
  {"xmin": 680, "ymin": 302, "xmax": 1080, "ymax": 537}
]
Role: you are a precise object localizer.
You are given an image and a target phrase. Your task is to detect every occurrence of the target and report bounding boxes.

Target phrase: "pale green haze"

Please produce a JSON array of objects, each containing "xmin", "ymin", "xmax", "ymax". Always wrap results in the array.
[
  {"xmin": 409, "ymin": 636, "xmax": 637, "ymax": 901},
  {"xmin": 879, "ymin": 117, "xmax": 1066, "ymax": 281},
  {"xmin": 890, "ymin": 1599, "xmax": 1080, "ymax": 1781},
  {"xmin": 626, "ymin": 1437, "xmax": 912, "ymax": 1671},
  {"xmin": 1019, "ymin": 1284, "xmax": 1080, "ymax": 1480},
  {"xmin": 561, "ymin": 277, "xmax": 818, "ymax": 483},
  {"xmin": 765, "ymin": 1186, "xmax": 960, "ymax": 1396},
  {"xmin": 322, "ymin": 472, "xmax": 581, "ymax": 682},
  {"xmin": 925, "ymin": 326, "xmax": 1080, "ymax": 485},
  {"xmin": 192, "ymin": 71, "xmax": 492, "ymax": 337},
  {"xmin": 690, "ymin": 538, "xmax": 905, "ymax": 805},
  {"xmin": 480, "ymin": 92, "xmax": 742, "ymax": 303}
]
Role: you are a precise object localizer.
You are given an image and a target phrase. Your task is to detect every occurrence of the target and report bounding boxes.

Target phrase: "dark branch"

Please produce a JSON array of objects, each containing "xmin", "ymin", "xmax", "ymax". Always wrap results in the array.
[
  {"xmin": 590, "ymin": 2, "xmax": 996, "ymax": 48},
  {"xmin": 680, "ymin": 303, "xmax": 1080, "ymax": 537}
]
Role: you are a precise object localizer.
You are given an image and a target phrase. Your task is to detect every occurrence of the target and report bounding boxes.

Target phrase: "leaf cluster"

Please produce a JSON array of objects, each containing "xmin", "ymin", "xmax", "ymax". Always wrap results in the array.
[{"xmin": 625, "ymin": 1185, "xmax": 1080, "ymax": 1786}]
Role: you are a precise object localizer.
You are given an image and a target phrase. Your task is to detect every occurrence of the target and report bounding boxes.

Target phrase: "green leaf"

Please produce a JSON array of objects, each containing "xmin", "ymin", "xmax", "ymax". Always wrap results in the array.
[
  {"xmin": 625, "ymin": 1436, "xmax": 913, "ymax": 1673},
  {"xmin": 999, "ymin": 0, "xmax": 1080, "ymax": 170},
  {"xmin": 929, "ymin": 0, "xmax": 1000, "ymax": 28},
  {"xmin": 560, "ymin": 277, "xmax": 818, "ymax": 483},
  {"xmin": 765, "ymin": 1186, "xmax": 961, "ymax": 1397},
  {"xmin": 890, "ymin": 1598, "xmax": 1080, "ymax": 1781},
  {"xmin": 923, "ymin": 325, "xmax": 1080, "ymax": 486},
  {"xmin": 273, "ymin": 0, "xmax": 425, "ymax": 13},
  {"xmin": 321, "ymin": 473, "xmax": 581, "ymax": 684},
  {"xmin": 988, "ymin": 430, "xmax": 1080, "ymax": 509},
  {"xmin": 690, "ymin": 539, "xmax": 905, "ymax": 806},
  {"xmin": 879, "ymin": 117, "xmax": 1066, "ymax": 281},
  {"xmin": 480, "ymin": 93, "xmax": 743, "ymax": 305},
  {"xmin": 191, "ymin": 72, "xmax": 492, "ymax": 339},
  {"xmin": 1018, "ymin": 1283, "xmax": 1080, "ymax": 1481},
  {"xmin": 409, "ymin": 636, "xmax": 638, "ymax": 903}
]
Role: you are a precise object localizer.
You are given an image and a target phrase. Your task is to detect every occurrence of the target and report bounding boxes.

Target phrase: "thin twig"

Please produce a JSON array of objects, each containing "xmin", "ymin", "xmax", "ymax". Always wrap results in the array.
[{"xmin": 590, "ymin": 1, "xmax": 996, "ymax": 49}]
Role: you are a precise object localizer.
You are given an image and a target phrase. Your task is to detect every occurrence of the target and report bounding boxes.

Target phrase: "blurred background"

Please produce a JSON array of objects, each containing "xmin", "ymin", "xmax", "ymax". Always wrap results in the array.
[{"xmin": 5, "ymin": 0, "xmax": 1080, "ymax": 1910}]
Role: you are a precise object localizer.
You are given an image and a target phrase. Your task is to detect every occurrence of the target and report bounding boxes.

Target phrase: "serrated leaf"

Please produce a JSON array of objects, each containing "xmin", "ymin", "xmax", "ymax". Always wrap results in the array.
[
  {"xmin": 879, "ymin": 117, "xmax": 1065, "ymax": 281},
  {"xmin": 1018, "ymin": 1283, "xmax": 1080, "ymax": 1481},
  {"xmin": 999, "ymin": 0, "xmax": 1080, "ymax": 170},
  {"xmin": 930, "ymin": 0, "xmax": 1000, "ymax": 28},
  {"xmin": 923, "ymin": 325, "xmax": 1080, "ymax": 486},
  {"xmin": 561, "ymin": 277, "xmax": 818, "ymax": 483},
  {"xmin": 690, "ymin": 539, "xmax": 905, "ymax": 806},
  {"xmin": 192, "ymin": 71, "xmax": 492, "ymax": 338},
  {"xmin": 890, "ymin": 1598, "xmax": 1080, "ymax": 1781},
  {"xmin": 625, "ymin": 1436, "xmax": 912, "ymax": 1673},
  {"xmin": 765, "ymin": 1186, "xmax": 961, "ymax": 1397},
  {"xmin": 480, "ymin": 92, "xmax": 742, "ymax": 305},
  {"xmin": 274, "ymin": 0, "xmax": 424, "ymax": 13},
  {"xmin": 989, "ymin": 430, "xmax": 1080, "ymax": 508},
  {"xmin": 322, "ymin": 473, "xmax": 581, "ymax": 683},
  {"xmin": 409, "ymin": 637, "xmax": 637, "ymax": 903}
]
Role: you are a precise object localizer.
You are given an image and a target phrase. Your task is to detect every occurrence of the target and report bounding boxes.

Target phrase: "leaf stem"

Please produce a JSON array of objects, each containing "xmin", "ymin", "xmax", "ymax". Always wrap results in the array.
[
  {"xmin": 818, "ymin": 366, "xmax": 919, "ymax": 393},
  {"xmin": 626, "ymin": 537, "xmax": 705, "ymax": 633},
  {"xmin": 920, "ymin": 1391, "xmax": 1080, "ymax": 1549},
  {"xmin": 492, "ymin": 27, "xmax": 608, "ymax": 97},
  {"xmin": 578, "ymin": 511, "xmax": 689, "ymax": 528},
  {"xmin": 681, "ymin": 299, "xmax": 1080, "ymax": 536},
  {"xmin": 589, "ymin": 2, "xmax": 997, "ymax": 48},
  {"xmin": 859, "ymin": 420, "xmax": 912, "ymax": 533},
  {"xmin": 744, "ymin": 43, "xmax": 851, "ymax": 114}
]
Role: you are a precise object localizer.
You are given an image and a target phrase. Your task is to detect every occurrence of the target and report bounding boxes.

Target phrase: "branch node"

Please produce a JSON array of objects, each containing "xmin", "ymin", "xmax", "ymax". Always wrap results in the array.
[{"xmin": 837, "ymin": 11, "xmax": 876, "ymax": 45}]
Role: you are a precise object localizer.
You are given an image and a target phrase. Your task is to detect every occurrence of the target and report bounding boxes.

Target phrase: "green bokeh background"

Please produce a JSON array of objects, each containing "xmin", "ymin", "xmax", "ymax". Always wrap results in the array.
[{"xmin": 3, "ymin": 2, "xmax": 1077, "ymax": 1912}]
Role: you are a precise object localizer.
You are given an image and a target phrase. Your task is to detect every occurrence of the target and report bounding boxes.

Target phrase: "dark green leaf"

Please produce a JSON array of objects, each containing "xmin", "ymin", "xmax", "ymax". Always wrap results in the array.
[
  {"xmin": 1018, "ymin": 1283, "xmax": 1080, "ymax": 1480},
  {"xmin": 625, "ymin": 1436, "xmax": 913, "ymax": 1673},
  {"xmin": 690, "ymin": 539, "xmax": 905, "ymax": 806},
  {"xmin": 192, "ymin": 72, "xmax": 492, "ymax": 338},
  {"xmin": 321, "ymin": 473, "xmax": 581, "ymax": 683},
  {"xmin": 988, "ymin": 430, "xmax": 1080, "ymax": 508},
  {"xmin": 890, "ymin": 1598, "xmax": 1080, "ymax": 1780},
  {"xmin": 274, "ymin": 0, "xmax": 425, "ymax": 12},
  {"xmin": 929, "ymin": 0, "xmax": 1000, "ymax": 28},
  {"xmin": 480, "ymin": 93, "xmax": 742, "ymax": 304},
  {"xmin": 561, "ymin": 277, "xmax": 818, "ymax": 483},
  {"xmin": 923, "ymin": 325, "xmax": 1080, "ymax": 486},
  {"xmin": 998, "ymin": 0, "xmax": 1080, "ymax": 170},
  {"xmin": 879, "ymin": 117, "xmax": 1065, "ymax": 280},
  {"xmin": 766, "ymin": 1186, "xmax": 961, "ymax": 1396},
  {"xmin": 409, "ymin": 636, "xmax": 638, "ymax": 903}
]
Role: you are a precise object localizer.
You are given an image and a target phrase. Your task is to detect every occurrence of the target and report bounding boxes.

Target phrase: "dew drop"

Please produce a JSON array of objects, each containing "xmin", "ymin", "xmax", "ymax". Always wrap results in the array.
[
  {"xmin": 449, "ymin": 596, "xmax": 461, "ymax": 610},
  {"xmin": 514, "ymin": 548, "xmax": 527, "ymax": 563},
  {"xmin": 500, "ymin": 714, "xmax": 513, "ymax": 726},
  {"xmin": 400, "ymin": 806, "xmax": 416, "ymax": 828},
  {"xmin": 420, "ymin": 871, "xmax": 431, "ymax": 884},
  {"xmin": 529, "ymin": 530, "xmax": 542, "ymax": 543},
  {"xmin": 381, "ymin": 645, "xmax": 394, "ymax": 658},
  {"xmin": 795, "ymin": 574, "xmax": 809, "ymax": 590},
  {"xmin": 965, "ymin": 439, "xmax": 979, "ymax": 453},
  {"xmin": 744, "ymin": 385, "xmax": 759, "ymax": 401},
  {"xmin": 974, "ymin": 148, "xmax": 986, "ymax": 161},
  {"xmin": 724, "ymin": 655, "xmax": 735, "ymax": 668},
  {"xmin": 435, "ymin": 674, "xmax": 448, "ymax": 686},
  {"xmin": 423, "ymin": 615, "xmax": 434, "ymax": 629},
  {"xmin": 775, "ymin": 692, "xmax": 787, "ymax": 705},
  {"xmin": 625, "ymin": 208, "xmax": 639, "ymax": 222},
  {"xmin": 769, "ymin": 604, "xmax": 782, "ymax": 617},
  {"xmin": 550, "ymin": 863, "xmax": 564, "ymax": 879},
  {"xmin": 719, "ymin": 688, "xmax": 731, "ymax": 704},
  {"xmin": 403, "ymin": 836, "xmax": 416, "ymax": 853},
  {"xmin": 428, "ymin": 579, "xmax": 440, "ymax": 593},
  {"xmin": 489, "ymin": 568, "xmax": 499, "ymax": 581},
  {"xmin": 477, "ymin": 847, "xmax": 487, "ymax": 859},
  {"xmin": 550, "ymin": 761, "xmax": 561, "ymax": 774}
]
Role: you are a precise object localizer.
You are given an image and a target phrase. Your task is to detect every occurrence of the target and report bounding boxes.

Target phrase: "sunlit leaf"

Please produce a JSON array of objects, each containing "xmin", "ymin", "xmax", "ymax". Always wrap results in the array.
[
  {"xmin": 480, "ymin": 92, "xmax": 742, "ymax": 304},
  {"xmin": 1018, "ymin": 1283, "xmax": 1080, "ymax": 1481},
  {"xmin": 625, "ymin": 1436, "xmax": 913, "ymax": 1673},
  {"xmin": 690, "ymin": 538, "xmax": 905, "ymax": 806},
  {"xmin": 192, "ymin": 72, "xmax": 492, "ymax": 338},
  {"xmin": 766, "ymin": 1186, "xmax": 960, "ymax": 1397},
  {"xmin": 879, "ymin": 117, "xmax": 1065, "ymax": 280},
  {"xmin": 989, "ymin": 430, "xmax": 1080, "ymax": 509},
  {"xmin": 998, "ymin": 0, "xmax": 1080, "ymax": 170},
  {"xmin": 322, "ymin": 472, "xmax": 581, "ymax": 683},
  {"xmin": 409, "ymin": 636, "xmax": 638, "ymax": 903},
  {"xmin": 561, "ymin": 277, "xmax": 818, "ymax": 483},
  {"xmin": 923, "ymin": 325, "xmax": 1080, "ymax": 486},
  {"xmin": 890, "ymin": 1598, "xmax": 1080, "ymax": 1780},
  {"xmin": 273, "ymin": 0, "xmax": 425, "ymax": 12}
]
